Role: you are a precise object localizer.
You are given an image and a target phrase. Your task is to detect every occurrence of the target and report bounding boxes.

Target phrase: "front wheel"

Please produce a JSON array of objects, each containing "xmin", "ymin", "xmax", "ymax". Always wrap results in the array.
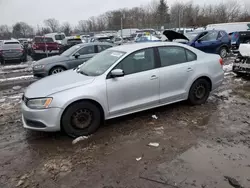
[
  {"xmin": 61, "ymin": 101, "xmax": 102, "ymax": 137},
  {"xmin": 219, "ymin": 47, "xmax": 228, "ymax": 58},
  {"xmin": 188, "ymin": 79, "xmax": 211, "ymax": 105},
  {"xmin": 49, "ymin": 66, "xmax": 66, "ymax": 75}
]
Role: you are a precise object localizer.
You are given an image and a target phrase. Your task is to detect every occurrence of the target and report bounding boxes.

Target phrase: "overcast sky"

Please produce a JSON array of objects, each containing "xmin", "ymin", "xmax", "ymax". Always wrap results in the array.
[{"xmin": 0, "ymin": 0, "xmax": 249, "ymax": 27}]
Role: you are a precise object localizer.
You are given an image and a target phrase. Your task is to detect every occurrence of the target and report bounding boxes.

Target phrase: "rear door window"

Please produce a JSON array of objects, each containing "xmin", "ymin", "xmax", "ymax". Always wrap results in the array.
[
  {"xmin": 78, "ymin": 45, "xmax": 95, "ymax": 55},
  {"xmin": 158, "ymin": 46, "xmax": 187, "ymax": 67}
]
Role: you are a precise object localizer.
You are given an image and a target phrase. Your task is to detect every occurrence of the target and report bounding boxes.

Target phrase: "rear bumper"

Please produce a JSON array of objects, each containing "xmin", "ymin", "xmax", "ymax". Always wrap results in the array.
[{"xmin": 212, "ymin": 72, "xmax": 224, "ymax": 91}]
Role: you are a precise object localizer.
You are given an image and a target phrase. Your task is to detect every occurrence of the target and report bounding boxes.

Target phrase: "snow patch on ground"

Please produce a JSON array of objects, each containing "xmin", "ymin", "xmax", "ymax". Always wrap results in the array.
[
  {"xmin": 0, "ymin": 75, "xmax": 33, "ymax": 83},
  {"xmin": 0, "ymin": 64, "xmax": 29, "ymax": 70},
  {"xmin": 223, "ymin": 63, "xmax": 233, "ymax": 72}
]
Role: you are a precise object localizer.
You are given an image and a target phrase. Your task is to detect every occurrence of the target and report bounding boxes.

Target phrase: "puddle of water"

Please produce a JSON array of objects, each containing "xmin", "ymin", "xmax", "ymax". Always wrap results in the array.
[{"xmin": 145, "ymin": 142, "xmax": 250, "ymax": 188}]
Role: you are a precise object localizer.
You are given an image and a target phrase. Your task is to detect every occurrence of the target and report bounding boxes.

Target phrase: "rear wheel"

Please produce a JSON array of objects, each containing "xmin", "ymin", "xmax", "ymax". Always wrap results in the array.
[
  {"xmin": 188, "ymin": 79, "xmax": 211, "ymax": 105},
  {"xmin": 49, "ymin": 66, "xmax": 66, "ymax": 75},
  {"xmin": 61, "ymin": 101, "xmax": 101, "ymax": 137},
  {"xmin": 219, "ymin": 47, "xmax": 228, "ymax": 58}
]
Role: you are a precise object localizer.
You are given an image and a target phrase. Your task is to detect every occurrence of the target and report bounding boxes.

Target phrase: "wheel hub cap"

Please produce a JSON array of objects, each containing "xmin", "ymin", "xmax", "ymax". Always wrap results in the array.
[
  {"xmin": 194, "ymin": 84, "xmax": 206, "ymax": 99},
  {"xmin": 72, "ymin": 109, "xmax": 92, "ymax": 129}
]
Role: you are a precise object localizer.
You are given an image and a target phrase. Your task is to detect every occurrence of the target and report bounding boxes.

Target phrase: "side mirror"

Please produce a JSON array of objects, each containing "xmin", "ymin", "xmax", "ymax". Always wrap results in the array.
[
  {"xmin": 111, "ymin": 69, "xmax": 124, "ymax": 78},
  {"xmin": 74, "ymin": 52, "xmax": 80, "ymax": 59}
]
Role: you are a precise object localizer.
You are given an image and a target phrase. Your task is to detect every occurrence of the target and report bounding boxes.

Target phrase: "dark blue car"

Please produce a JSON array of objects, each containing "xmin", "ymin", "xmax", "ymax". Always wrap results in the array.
[{"xmin": 164, "ymin": 30, "xmax": 231, "ymax": 58}]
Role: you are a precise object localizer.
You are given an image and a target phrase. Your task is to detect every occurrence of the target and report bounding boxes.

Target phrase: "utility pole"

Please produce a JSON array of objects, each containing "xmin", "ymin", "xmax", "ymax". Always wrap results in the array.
[{"xmin": 121, "ymin": 13, "xmax": 125, "ymax": 44}]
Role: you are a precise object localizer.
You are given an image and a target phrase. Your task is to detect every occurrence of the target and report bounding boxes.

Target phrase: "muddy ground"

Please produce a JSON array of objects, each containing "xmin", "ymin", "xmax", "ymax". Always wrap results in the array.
[{"xmin": 0, "ymin": 58, "xmax": 250, "ymax": 188}]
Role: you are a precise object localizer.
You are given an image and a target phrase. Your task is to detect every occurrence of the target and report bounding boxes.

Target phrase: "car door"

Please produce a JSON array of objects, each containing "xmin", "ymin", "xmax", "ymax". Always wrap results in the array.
[
  {"xmin": 194, "ymin": 31, "xmax": 219, "ymax": 53},
  {"xmin": 157, "ymin": 46, "xmax": 197, "ymax": 104},
  {"xmin": 106, "ymin": 48, "xmax": 160, "ymax": 117},
  {"xmin": 68, "ymin": 45, "xmax": 96, "ymax": 69}
]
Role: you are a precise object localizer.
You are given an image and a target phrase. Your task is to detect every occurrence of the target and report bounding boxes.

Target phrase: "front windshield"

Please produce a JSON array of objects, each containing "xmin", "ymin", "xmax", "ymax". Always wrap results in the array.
[
  {"xmin": 185, "ymin": 33, "xmax": 199, "ymax": 41},
  {"xmin": 79, "ymin": 50, "xmax": 125, "ymax": 76},
  {"xmin": 61, "ymin": 45, "xmax": 81, "ymax": 56}
]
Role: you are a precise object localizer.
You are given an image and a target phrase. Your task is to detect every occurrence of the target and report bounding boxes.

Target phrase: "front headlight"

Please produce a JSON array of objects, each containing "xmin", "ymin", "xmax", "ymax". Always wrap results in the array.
[
  {"xmin": 33, "ymin": 65, "xmax": 45, "ymax": 70},
  {"xmin": 26, "ymin": 98, "xmax": 53, "ymax": 109}
]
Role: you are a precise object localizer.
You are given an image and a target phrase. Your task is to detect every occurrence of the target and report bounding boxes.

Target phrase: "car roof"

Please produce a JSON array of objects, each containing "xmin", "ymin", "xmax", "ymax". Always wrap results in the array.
[{"xmin": 110, "ymin": 42, "xmax": 197, "ymax": 53}]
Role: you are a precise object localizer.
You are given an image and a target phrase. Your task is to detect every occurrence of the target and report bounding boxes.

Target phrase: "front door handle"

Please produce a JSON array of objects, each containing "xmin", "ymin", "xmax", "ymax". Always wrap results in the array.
[
  {"xmin": 150, "ymin": 75, "xmax": 158, "ymax": 80},
  {"xmin": 187, "ymin": 67, "xmax": 193, "ymax": 72}
]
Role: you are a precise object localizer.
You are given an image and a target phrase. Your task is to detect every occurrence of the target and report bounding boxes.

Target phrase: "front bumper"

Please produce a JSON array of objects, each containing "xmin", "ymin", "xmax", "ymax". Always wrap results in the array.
[
  {"xmin": 33, "ymin": 69, "xmax": 48, "ymax": 78},
  {"xmin": 21, "ymin": 102, "xmax": 62, "ymax": 132}
]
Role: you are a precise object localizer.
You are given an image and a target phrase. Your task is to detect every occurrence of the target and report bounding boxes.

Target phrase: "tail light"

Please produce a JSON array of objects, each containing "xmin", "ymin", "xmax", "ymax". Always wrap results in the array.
[{"xmin": 219, "ymin": 58, "xmax": 224, "ymax": 67}]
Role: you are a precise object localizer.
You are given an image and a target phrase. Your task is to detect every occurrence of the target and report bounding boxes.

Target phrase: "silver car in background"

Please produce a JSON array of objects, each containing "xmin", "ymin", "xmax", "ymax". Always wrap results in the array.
[
  {"xmin": 22, "ymin": 42, "xmax": 224, "ymax": 137},
  {"xmin": 32, "ymin": 42, "xmax": 114, "ymax": 77},
  {"xmin": 0, "ymin": 41, "xmax": 27, "ymax": 64}
]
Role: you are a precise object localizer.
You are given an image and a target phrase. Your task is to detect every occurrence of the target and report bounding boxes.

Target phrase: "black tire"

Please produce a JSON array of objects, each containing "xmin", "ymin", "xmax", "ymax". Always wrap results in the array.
[
  {"xmin": 49, "ymin": 66, "xmax": 66, "ymax": 75},
  {"xmin": 188, "ymin": 78, "xmax": 211, "ymax": 105},
  {"xmin": 61, "ymin": 101, "xmax": 101, "ymax": 137},
  {"xmin": 219, "ymin": 47, "xmax": 228, "ymax": 58}
]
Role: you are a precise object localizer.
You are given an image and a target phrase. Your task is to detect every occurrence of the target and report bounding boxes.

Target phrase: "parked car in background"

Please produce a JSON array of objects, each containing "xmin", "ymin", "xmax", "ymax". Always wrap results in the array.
[
  {"xmin": 135, "ymin": 35, "xmax": 161, "ymax": 43},
  {"xmin": 164, "ymin": 30, "xmax": 231, "ymax": 58},
  {"xmin": 206, "ymin": 22, "xmax": 250, "ymax": 34},
  {"xmin": 233, "ymin": 44, "xmax": 250, "ymax": 76},
  {"xmin": 231, "ymin": 31, "xmax": 250, "ymax": 52},
  {"xmin": 31, "ymin": 36, "xmax": 60, "ymax": 60},
  {"xmin": 60, "ymin": 36, "xmax": 83, "ymax": 53},
  {"xmin": 136, "ymin": 29, "xmax": 157, "ymax": 35},
  {"xmin": 131, "ymin": 32, "xmax": 146, "ymax": 41},
  {"xmin": 89, "ymin": 35, "xmax": 113, "ymax": 43},
  {"xmin": 112, "ymin": 36, "xmax": 123, "ymax": 45},
  {"xmin": 0, "ymin": 42, "xmax": 27, "ymax": 64},
  {"xmin": 22, "ymin": 42, "xmax": 224, "ymax": 137},
  {"xmin": 18, "ymin": 38, "xmax": 29, "ymax": 54},
  {"xmin": 32, "ymin": 42, "xmax": 114, "ymax": 77},
  {"xmin": 45, "ymin": 33, "xmax": 66, "ymax": 44},
  {"xmin": 117, "ymin": 28, "xmax": 139, "ymax": 37}
]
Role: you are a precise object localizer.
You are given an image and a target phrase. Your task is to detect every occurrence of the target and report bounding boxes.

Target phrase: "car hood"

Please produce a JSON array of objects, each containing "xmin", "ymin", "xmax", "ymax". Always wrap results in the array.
[
  {"xmin": 25, "ymin": 70, "xmax": 95, "ymax": 98},
  {"xmin": 34, "ymin": 55, "xmax": 69, "ymax": 65},
  {"xmin": 163, "ymin": 30, "xmax": 189, "ymax": 41}
]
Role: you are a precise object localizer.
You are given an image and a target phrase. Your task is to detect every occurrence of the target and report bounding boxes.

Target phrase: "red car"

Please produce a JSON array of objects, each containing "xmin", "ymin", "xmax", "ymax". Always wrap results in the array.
[{"xmin": 31, "ymin": 36, "xmax": 60, "ymax": 60}]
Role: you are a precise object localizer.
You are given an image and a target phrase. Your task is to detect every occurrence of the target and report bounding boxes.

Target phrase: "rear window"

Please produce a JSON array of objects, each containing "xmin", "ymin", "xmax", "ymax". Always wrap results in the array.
[
  {"xmin": 3, "ymin": 44, "xmax": 22, "ymax": 49},
  {"xmin": 55, "ymin": 34, "xmax": 65, "ymax": 40},
  {"xmin": 4, "ymin": 41, "xmax": 19, "ymax": 44},
  {"xmin": 34, "ymin": 37, "xmax": 54, "ymax": 43}
]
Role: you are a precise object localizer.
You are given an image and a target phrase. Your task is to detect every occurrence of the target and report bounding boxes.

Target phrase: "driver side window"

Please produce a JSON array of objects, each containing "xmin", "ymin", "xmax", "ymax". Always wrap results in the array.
[
  {"xmin": 78, "ymin": 46, "xmax": 95, "ymax": 55},
  {"xmin": 200, "ymin": 31, "xmax": 218, "ymax": 42},
  {"xmin": 114, "ymin": 48, "xmax": 155, "ymax": 75}
]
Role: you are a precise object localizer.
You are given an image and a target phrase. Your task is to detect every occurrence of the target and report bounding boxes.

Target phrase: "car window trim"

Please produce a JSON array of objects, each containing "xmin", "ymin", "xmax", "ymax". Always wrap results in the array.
[
  {"xmin": 106, "ymin": 47, "xmax": 159, "ymax": 79},
  {"xmin": 157, "ymin": 45, "xmax": 195, "ymax": 68}
]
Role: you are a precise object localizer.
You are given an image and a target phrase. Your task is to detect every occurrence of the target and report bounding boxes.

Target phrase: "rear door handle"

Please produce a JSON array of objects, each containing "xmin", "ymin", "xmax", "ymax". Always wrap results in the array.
[
  {"xmin": 150, "ymin": 75, "xmax": 158, "ymax": 80},
  {"xmin": 187, "ymin": 67, "xmax": 193, "ymax": 72}
]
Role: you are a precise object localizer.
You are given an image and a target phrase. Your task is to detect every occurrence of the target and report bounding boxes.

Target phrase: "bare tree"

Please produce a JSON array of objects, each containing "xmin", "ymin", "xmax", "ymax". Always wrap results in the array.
[
  {"xmin": 61, "ymin": 22, "xmax": 71, "ymax": 36},
  {"xmin": 0, "ymin": 25, "xmax": 11, "ymax": 39},
  {"xmin": 44, "ymin": 18, "xmax": 60, "ymax": 32}
]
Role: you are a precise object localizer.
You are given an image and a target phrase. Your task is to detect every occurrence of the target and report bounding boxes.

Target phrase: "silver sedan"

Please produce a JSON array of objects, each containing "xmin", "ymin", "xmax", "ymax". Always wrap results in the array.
[{"xmin": 21, "ymin": 42, "xmax": 224, "ymax": 137}]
